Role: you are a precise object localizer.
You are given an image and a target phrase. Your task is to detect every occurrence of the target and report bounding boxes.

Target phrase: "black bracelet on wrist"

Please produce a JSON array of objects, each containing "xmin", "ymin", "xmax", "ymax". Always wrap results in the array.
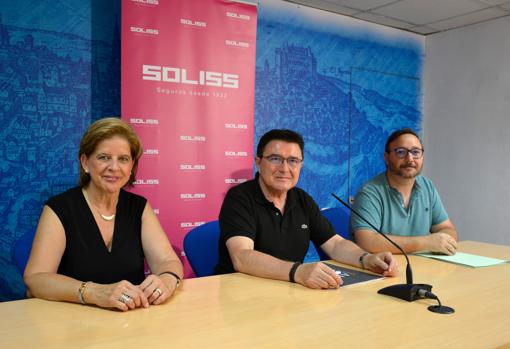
[
  {"xmin": 289, "ymin": 262, "xmax": 302, "ymax": 283},
  {"xmin": 359, "ymin": 252, "xmax": 370, "ymax": 270},
  {"xmin": 159, "ymin": 271, "xmax": 182, "ymax": 288}
]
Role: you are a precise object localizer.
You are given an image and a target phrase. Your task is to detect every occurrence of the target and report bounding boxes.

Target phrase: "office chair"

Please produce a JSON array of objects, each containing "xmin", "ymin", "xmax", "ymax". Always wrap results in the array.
[
  {"xmin": 12, "ymin": 229, "xmax": 36, "ymax": 275},
  {"xmin": 183, "ymin": 220, "xmax": 220, "ymax": 277},
  {"xmin": 314, "ymin": 206, "xmax": 351, "ymax": 260}
]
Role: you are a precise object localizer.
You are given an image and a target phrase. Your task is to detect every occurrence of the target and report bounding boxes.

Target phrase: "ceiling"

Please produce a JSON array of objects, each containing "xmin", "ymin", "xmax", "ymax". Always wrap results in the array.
[{"xmin": 286, "ymin": 0, "xmax": 510, "ymax": 35}]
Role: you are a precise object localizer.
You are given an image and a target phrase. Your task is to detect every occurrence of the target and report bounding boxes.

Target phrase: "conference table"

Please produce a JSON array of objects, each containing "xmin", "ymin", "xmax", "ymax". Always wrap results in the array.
[{"xmin": 1, "ymin": 241, "xmax": 509, "ymax": 348}]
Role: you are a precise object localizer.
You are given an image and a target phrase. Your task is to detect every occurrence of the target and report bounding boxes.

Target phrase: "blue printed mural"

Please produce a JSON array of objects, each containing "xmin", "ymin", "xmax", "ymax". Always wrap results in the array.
[
  {"xmin": 0, "ymin": 0, "xmax": 120, "ymax": 301},
  {"xmin": 254, "ymin": 2, "xmax": 424, "ymax": 261},
  {"xmin": 0, "ymin": 0, "xmax": 423, "ymax": 301}
]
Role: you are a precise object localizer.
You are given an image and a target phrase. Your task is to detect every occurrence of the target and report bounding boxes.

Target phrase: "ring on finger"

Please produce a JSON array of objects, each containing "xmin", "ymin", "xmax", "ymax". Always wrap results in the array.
[
  {"xmin": 119, "ymin": 293, "xmax": 131, "ymax": 304},
  {"xmin": 153, "ymin": 288, "xmax": 163, "ymax": 297}
]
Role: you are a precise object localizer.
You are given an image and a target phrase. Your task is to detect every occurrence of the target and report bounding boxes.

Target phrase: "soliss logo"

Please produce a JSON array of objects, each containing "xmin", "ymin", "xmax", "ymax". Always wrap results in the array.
[
  {"xmin": 143, "ymin": 65, "xmax": 239, "ymax": 89},
  {"xmin": 180, "ymin": 19, "xmax": 206, "ymax": 27},
  {"xmin": 130, "ymin": 27, "xmax": 159, "ymax": 35}
]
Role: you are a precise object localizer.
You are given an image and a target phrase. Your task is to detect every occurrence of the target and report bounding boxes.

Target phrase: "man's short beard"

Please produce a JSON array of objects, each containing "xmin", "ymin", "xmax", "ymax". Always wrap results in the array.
[{"xmin": 388, "ymin": 163, "xmax": 422, "ymax": 178}]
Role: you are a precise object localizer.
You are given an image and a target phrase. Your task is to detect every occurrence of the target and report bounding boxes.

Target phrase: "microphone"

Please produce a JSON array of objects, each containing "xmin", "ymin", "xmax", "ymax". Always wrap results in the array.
[{"xmin": 331, "ymin": 193, "xmax": 454, "ymax": 314}]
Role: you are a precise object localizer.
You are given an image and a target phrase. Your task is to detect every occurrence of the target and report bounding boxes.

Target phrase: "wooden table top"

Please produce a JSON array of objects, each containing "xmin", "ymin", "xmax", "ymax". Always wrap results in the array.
[{"xmin": 1, "ymin": 240, "xmax": 509, "ymax": 348}]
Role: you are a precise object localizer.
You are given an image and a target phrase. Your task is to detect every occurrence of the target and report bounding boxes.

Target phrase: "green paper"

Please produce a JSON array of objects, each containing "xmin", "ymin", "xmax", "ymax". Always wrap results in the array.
[{"xmin": 416, "ymin": 251, "xmax": 509, "ymax": 268}]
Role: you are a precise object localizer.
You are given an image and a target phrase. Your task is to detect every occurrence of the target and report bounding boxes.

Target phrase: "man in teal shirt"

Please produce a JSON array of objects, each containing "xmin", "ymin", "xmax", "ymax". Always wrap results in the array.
[{"xmin": 351, "ymin": 128, "xmax": 458, "ymax": 255}]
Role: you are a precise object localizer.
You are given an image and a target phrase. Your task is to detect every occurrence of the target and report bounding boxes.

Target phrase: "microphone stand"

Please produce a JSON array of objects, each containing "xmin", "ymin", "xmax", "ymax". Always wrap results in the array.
[{"xmin": 331, "ymin": 193, "xmax": 454, "ymax": 313}]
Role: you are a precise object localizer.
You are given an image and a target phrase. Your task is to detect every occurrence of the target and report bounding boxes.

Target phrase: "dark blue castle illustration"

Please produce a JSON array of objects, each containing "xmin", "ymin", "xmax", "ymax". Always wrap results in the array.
[
  {"xmin": 255, "ymin": 36, "xmax": 422, "ymax": 208},
  {"xmin": 254, "ymin": 18, "xmax": 423, "ymax": 261},
  {"xmin": 0, "ymin": 9, "xmax": 120, "ymax": 300}
]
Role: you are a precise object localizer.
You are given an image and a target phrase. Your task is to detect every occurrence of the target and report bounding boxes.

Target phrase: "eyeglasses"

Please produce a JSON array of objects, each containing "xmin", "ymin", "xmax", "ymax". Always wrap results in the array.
[
  {"xmin": 262, "ymin": 155, "xmax": 303, "ymax": 168},
  {"xmin": 390, "ymin": 147, "xmax": 424, "ymax": 159}
]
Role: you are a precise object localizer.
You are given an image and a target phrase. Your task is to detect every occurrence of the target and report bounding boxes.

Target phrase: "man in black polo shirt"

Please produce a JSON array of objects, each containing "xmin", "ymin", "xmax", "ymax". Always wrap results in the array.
[{"xmin": 215, "ymin": 129, "xmax": 398, "ymax": 289}]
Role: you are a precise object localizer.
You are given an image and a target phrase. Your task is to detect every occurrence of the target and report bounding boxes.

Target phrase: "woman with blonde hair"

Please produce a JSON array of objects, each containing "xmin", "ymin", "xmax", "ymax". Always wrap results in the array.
[{"xmin": 24, "ymin": 117, "xmax": 182, "ymax": 311}]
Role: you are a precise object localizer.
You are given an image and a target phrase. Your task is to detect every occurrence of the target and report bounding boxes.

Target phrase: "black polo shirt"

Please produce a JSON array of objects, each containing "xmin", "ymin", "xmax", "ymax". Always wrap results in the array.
[{"xmin": 215, "ymin": 173, "xmax": 336, "ymax": 274}]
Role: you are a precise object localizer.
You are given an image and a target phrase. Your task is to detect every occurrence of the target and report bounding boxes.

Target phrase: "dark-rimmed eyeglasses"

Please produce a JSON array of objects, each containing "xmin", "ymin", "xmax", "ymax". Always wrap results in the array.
[
  {"xmin": 390, "ymin": 147, "xmax": 424, "ymax": 159},
  {"xmin": 262, "ymin": 155, "xmax": 303, "ymax": 168}
]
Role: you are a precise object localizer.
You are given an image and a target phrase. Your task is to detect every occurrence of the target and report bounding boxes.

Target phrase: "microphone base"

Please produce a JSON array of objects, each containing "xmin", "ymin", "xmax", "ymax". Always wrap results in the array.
[
  {"xmin": 428, "ymin": 305, "xmax": 455, "ymax": 314},
  {"xmin": 378, "ymin": 283, "xmax": 432, "ymax": 302}
]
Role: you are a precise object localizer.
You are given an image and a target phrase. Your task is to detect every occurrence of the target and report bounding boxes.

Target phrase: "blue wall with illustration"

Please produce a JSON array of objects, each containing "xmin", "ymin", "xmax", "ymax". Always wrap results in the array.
[
  {"xmin": 0, "ymin": 0, "xmax": 423, "ymax": 301},
  {"xmin": 254, "ymin": 2, "xmax": 423, "ymax": 260},
  {"xmin": 0, "ymin": 0, "xmax": 120, "ymax": 301}
]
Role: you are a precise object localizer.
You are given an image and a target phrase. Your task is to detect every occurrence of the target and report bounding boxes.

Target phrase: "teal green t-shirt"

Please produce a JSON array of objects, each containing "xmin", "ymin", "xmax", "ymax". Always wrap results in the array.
[{"xmin": 350, "ymin": 172, "xmax": 449, "ymax": 236}]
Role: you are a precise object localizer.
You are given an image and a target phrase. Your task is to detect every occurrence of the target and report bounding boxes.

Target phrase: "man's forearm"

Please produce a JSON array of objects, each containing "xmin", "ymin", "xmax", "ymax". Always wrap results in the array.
[
  {"xmin": 435, "ymin": 227, "xmax": 458, "ymax": 241},
  {"xmin": 230, "ymin": 249, "xmax": 295, "ymax": 282},
  {"xmin": 327, "ymin": 238, "xmax": 367, "ymax": 268},
  {"xmin": 355, "ymin": 230, "xmax": 430, "ymax": 254}
]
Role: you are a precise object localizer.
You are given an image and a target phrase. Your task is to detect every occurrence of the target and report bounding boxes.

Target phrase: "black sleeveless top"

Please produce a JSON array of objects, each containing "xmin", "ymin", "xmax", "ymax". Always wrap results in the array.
[{"xmin": 47, "ymin": 187, "xmax": 147, "ymax": 285}]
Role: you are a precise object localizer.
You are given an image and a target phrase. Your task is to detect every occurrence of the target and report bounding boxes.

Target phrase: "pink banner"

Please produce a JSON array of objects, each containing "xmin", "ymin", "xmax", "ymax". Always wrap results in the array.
[{"xmin": 121, "ymin": 0, "xmax": 257, "ymax": 277}]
